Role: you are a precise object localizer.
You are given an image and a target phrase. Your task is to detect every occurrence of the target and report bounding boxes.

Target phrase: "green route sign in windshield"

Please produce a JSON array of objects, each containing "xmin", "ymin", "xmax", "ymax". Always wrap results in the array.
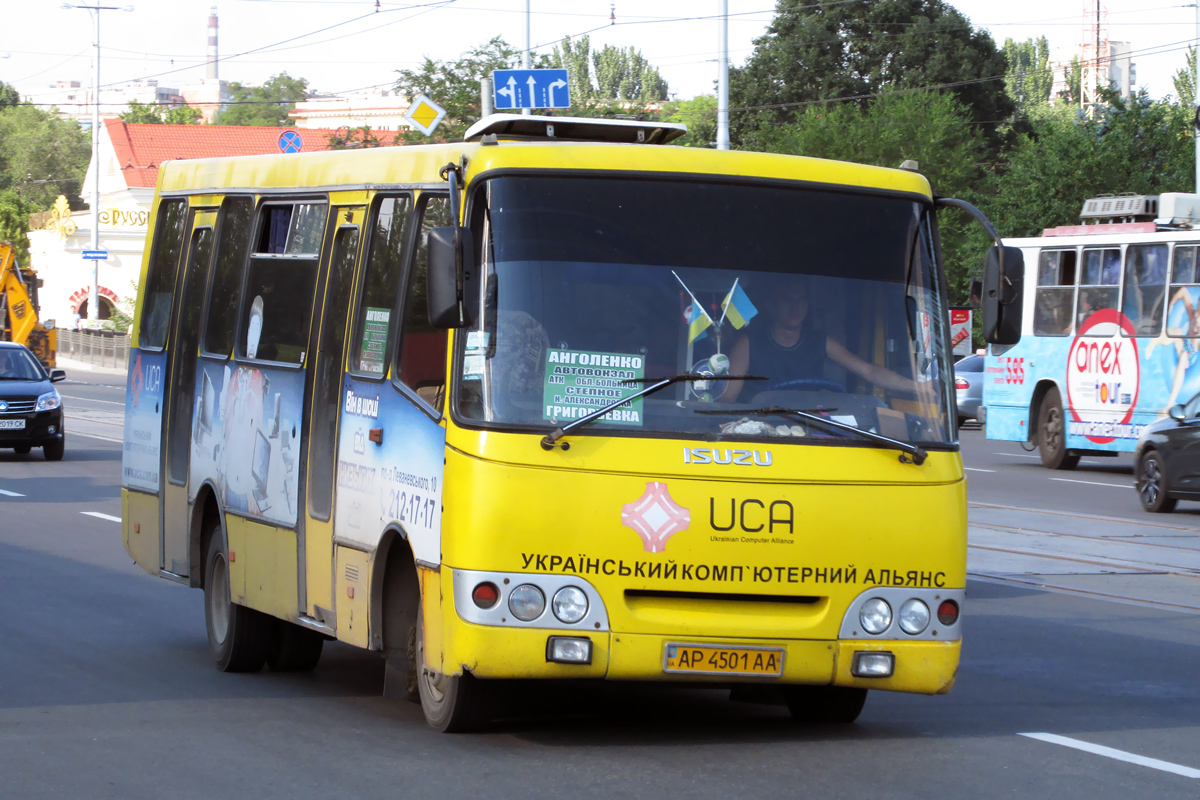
[{"xmin": 542, "ymin": 348, "xmax": 645, "ymax": 426}]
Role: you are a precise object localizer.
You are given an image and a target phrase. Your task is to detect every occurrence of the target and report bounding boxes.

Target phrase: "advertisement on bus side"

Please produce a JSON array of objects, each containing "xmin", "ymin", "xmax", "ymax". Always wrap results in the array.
[{"xmin": 122, "ymin": 349, "xmax": 167, "ymax": 492}]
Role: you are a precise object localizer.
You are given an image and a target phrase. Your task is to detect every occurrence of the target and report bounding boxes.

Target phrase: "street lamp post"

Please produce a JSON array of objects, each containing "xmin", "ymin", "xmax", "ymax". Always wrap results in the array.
[{"xmin": 63, "ymin": 3, "xmax": 133, "ymax": 322}]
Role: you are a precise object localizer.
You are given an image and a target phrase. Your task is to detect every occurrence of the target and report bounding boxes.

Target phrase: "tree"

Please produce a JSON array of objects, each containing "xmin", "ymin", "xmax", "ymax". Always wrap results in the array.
[
  {"xmin": 0, "ymin": 189, "xmax": 35, "ymax": 267},
  {"xmin": 0, "ymin": 104, "xmax": 90, "ymax": 210},
  {"xmin": 214, "ymin": 73, "xmax": 309, "ymax": 126},
  {"xmin": 394, "ymin": 37, "xmax": 523, "ymax": 142},
  {"xmin": 550, "ymin": 36, "xmax": 669, "ymax": 109},
  {"xmin": 729, "ymin": 0, "xmax": 1013, "ymax": 151},
  {"xmin": 0, "ymin": 81, "xmax": 20, "ymax": 111},
  {"xmin": 122, "ymin": 100, "xmax": 202, "ymax": 124},
  {"xmin": 1174, "ymin": 46, "xmax": 1196, "ymax": 108},
  {"xmin": 326, "ymin": 125, "xmax": 399, "ymax": 150},
  {"xmin": 1056, "ymin": 56, "xmax": 1082, "ymax": 105},
  {"xmin": 662, "ymin": 95, "xmax": 718, "ymax": 147},
  {"xmin": 1003, "ymin": 37, "xmax": 1053, "ymax": 121}
]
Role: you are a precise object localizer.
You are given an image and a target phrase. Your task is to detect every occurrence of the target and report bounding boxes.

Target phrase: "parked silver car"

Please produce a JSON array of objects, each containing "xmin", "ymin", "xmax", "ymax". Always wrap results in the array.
[{"xmin": 954, "ymin": 354, "xmax": 984, "ymax": 425}]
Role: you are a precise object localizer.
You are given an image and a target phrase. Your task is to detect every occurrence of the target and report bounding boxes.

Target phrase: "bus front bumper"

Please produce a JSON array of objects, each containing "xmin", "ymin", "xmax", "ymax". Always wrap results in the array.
[{"xmin": 442, "ymin": 620, "xmax": 960, "ymax": 695}]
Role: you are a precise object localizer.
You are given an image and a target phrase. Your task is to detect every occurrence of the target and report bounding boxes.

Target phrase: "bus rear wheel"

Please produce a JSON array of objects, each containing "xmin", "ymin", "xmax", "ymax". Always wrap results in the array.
[
  {"xmin": 204, "ymin": 522, "xmax": 271, "ymax": 672},
  {"xmin": 785, "ymin": 685, "xmax": 868, "ymax": 724},
  {"xmin": 1038, "ymin": 388, "xmax": 1079, "ymax": 470},
  {"xmin": 416, "ymin": 604, "xmax": 493, "ymax": 732}
]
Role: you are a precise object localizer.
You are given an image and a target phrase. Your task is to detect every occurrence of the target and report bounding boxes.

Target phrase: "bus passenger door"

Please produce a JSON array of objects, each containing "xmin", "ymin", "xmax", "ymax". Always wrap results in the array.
[
  {"xmin": 303, "ymin": 206, "xmax": 363, "ymax": 623},
  {"xmin": 161, "ymin": 209, "xmax": 217, "ymax": 577}
]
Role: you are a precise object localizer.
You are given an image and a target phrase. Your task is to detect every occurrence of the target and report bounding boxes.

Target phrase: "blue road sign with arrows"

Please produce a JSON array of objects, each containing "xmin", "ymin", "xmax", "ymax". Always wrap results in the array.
[{"xmin": 492, "ymin": 68, "xmax": 570, "ymax": 110}]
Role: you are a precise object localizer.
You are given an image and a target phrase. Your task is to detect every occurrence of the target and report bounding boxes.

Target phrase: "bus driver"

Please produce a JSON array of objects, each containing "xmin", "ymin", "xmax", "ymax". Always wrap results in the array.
[{"xmin": 722, "ymin": 276, "xmax": 915, "ymax": 402}]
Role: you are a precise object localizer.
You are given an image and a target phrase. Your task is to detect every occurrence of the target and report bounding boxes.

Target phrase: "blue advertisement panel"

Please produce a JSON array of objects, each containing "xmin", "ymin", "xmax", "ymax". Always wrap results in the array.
[
  {"xmin": 334, "ymin": 377, "xmax": 446, "ymax": 564},
  {"xmin": 188, "ymin": 360, "xmax": 305, "ymax": 527},
  {"xmin": 122, "ymin": 349, "xmax": 167, "ymax": 492},
  {"xmin": 985, "ymin": 303, "xmax": 1200, "ymax": 450}
]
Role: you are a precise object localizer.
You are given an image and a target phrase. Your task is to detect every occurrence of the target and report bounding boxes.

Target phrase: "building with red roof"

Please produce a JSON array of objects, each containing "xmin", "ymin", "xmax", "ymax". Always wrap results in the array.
[{"xmin": 27, "ymin": 120, "xmax": 347, "ymax": 325}]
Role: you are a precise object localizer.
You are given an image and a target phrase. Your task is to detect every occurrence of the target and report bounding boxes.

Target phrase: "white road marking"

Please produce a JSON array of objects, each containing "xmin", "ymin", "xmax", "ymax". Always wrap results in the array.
[
  {"xmin": 81, "ymin": 511, "xmax": 121, "ymax": 523},
  {"xmin": 1020, "ymin": 732, "xmax": 1200, "ymax": 779},
  {"xmin": 0, "ymin": 488, "xmax": 25, "ymax": 497},
  {"xmin": 964, "ymin": 467, "xmax": 996, "ymax": 473},
  {"xmin": 59, "ymin": 394, "xmax": 124, "ymax": 407},
  {"xmin": 68, "ymin": 430, "xmax": 123, "ymax": 443},
  {"xmin": 995, "ymin": 452, "xmax": 1041, "ymax": 458},
  {"xmin": 1050, "ymin": 477, "xmax": 1131, "ymax": 489}
]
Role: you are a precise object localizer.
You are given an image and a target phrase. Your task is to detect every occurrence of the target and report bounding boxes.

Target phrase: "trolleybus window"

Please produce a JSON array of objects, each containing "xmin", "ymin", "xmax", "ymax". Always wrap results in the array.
[
  {"xmin": 239, "ymin": 201, "xmax": 327, "ymax": 364},
  {"xmin": 1123, "ymin": 244, "xmax": 1168, "ymax": 336},
  {"xmin": 140, "ymin": 199, "xmax": 187, "ymax": 350},
  {"xmin": 352, "ymin": 195, "xmax": 412, "ymax": 376},
  {"xmin": 1078, "ymin": 247, "xmax": 1120, "ymax": 333},
  {"xmin": 1034, "ymin": 249, "xmax": 1076, "ymax": 336},
  {"xmin": 457, "ymin": 176, "xmax": 952, "ymax": 445},
  {"xmin": 398, "ymin": 195, "xmax": 450, "ymax": 410},
  {"xmin": 1168, "ymin": 245, "xmax": 1200, "ymax": 339},
  {"xmin": 203, "ymin": 197, "xmax": 253, "ymax": 357}
]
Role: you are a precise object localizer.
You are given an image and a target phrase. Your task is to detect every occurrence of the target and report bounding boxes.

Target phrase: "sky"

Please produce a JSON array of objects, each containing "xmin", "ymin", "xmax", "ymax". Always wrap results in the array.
[{"xmin": 0, "ymin": 0, "xmax": 1195, "ymax": 108}]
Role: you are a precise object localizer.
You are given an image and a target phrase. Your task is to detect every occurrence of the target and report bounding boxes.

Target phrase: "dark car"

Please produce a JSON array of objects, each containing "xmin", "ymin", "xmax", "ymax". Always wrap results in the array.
[
  {"xmin": 0, "ymin": 342, "xmax": 66, "ymax": 460},
  {"xmin": 954, "ymin": 354, "xmax": 984, "ymax": 426},
  {"xmin": 1134, "ymin": 391, "xmax": 1200, "ymax": 512}
]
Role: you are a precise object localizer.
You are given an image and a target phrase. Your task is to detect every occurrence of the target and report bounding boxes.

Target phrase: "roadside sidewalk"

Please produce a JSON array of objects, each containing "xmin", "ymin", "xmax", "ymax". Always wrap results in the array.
[{"xmin": 56, "ymin": 355, "xmax": 127, "ymax": 377}]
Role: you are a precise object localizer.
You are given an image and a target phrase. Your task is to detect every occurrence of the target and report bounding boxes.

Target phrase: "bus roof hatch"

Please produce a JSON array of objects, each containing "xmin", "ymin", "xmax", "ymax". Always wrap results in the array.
[{"xmin": 463, "ymin": 113, "xmax": 687, "ymax": 145}]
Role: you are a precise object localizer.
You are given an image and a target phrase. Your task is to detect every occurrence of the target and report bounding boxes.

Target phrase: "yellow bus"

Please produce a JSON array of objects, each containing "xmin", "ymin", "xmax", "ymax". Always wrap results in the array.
[{"xmin": 121, "ymin": 114, "xmax": 1017, "ymax": 732}]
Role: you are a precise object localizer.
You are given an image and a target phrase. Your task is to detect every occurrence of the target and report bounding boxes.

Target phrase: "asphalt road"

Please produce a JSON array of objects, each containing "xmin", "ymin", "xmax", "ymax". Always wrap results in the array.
[{"xmin": 1, "ymin": 375, "xmax": 1198, "ymax": 798}]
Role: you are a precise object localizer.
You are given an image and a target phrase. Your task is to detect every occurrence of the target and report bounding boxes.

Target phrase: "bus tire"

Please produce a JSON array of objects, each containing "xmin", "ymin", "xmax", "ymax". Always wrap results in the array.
[
  {"xmin": 416, "ymin": 603, "xmax": 493, "ymax": 732},
  {"xmin": 267, "ymin": 620, "xmax": 324, "ymax": 672},
  {"xmin": 204, "ymin": 521, "xmax": 270, "ymax": 673},
  {"xmin": 1136, "ymin": 449, "xmax": 1177, "ymax": 513},
  {"xmin": 43, "ymin": 438, "xmax": 64, "ymax": 461},
  {"xmin": 784, "ymin": 685, "xmax": 867, "ymax": 724},
  {"xmin": 1037, "ymin": 388, "xmax": 1079, "ymax": 470}
]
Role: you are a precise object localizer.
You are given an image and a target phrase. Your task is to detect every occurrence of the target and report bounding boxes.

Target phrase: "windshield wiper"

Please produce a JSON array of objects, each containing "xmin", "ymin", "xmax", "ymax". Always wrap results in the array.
[
  {"xmin": 696, "ymin": 405, "xmax": 927, "ymax": 465},
  {"xmin": 540, "ymin": 373, "xmax": 765, "ymax": 450}
]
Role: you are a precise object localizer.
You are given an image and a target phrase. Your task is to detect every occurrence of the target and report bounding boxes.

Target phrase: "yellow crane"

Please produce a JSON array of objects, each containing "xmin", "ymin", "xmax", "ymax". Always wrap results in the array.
[{"xmin": 0, "ymin": 241, "xmax": 57, "ymax": 367}]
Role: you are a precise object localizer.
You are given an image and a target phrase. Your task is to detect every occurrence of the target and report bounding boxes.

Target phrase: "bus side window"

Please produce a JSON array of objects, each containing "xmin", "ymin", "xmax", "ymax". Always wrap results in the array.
[
  {"xmin": 140, "ymin": 199, "xmax": 188, "ymax": 350},
  {"xmin": 239, "ymin": 201, "xmax": 327, "ymax": 364},
  {"xmin": 1033, "ymin": 249, "xmax": 1075, "ymax": 336},
  {"xmin": 350, "ymin": 195, "xmax": 412, "ymax": 376},
  {"xmin": 1168, "ymin": 245, "xmax": 1200, "ymax": 340},
  {"xmin": 396, "ymin": 194, "xmax": 451, "ymax": 411},
  {"xmin": 1078, "ymin": 247, "xmax": 1120, "ymax": 333},
  {"xmin": 1123, "ymin": 244, "xmax": 1168, "ymax": 336},
  {"xmin": 203, "ymin": 197, "xmax": 253, "ymax": 357}
]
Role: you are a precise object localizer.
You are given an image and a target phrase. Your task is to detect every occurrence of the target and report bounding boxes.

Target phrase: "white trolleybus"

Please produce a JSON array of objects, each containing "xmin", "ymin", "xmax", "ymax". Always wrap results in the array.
[{"xmin": 984, "ymin": 192, "xmax": 1200, "ymax": 470}]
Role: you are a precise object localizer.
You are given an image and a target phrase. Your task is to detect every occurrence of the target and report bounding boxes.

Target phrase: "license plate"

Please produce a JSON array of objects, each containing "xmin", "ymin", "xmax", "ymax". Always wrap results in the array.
[
  {"xmin": 0, "ymin": 419, "xmax": 25, "ymax": 430},
  {"xmin": 663, "ymin": 643, "xmax": 784, "ymax": 676}
]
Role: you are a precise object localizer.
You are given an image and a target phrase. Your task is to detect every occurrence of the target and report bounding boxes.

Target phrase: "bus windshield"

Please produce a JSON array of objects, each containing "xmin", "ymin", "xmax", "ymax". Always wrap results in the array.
[{"xmin": 456, "ymin": 175, "xmax": 954, "ymax": 446}]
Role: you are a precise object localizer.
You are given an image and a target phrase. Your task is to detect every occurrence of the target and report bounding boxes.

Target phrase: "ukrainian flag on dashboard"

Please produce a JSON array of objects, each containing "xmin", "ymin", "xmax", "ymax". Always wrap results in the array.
[
  {"xmin": 687, "ymin": 303, "xmax": 711, "ymax": 343},
  {"xmin": 722, "ymin": 284, "xmax": 758, "ymax": 329}
]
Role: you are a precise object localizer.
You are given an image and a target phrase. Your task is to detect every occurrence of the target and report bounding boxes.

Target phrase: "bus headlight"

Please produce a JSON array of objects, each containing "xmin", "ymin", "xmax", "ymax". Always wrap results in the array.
[
  {"xmin": 859, "ymin": 598, "xmax": 892, "ymax": 634},
  {"xmin": 898, "ymin": 599, "xmax": 930, "ymax": 634},
  {"xmin": 508, "ymin": 584, "xmax": 546, "ymax": 621},
  {"xmin": 551, "ymin": 586, "xmax": 588, "ymax": 623}
]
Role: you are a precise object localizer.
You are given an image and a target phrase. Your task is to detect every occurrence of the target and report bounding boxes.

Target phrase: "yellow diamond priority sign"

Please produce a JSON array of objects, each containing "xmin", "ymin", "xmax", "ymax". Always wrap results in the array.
[{"xmin": 405, "ymin": 93, "xmax": 447, "ymax": 136}]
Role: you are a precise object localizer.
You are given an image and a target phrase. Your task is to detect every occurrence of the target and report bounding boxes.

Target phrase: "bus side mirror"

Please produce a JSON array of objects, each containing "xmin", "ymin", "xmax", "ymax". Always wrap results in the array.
[
  {"xmin": 426, "ymin": 226, "xmax": 472, "ymax": 329},
  {"xmin": 967, "ymin": 278, "xmax": 983, "ymax": 309},
  {"xmin": 982, "ymin": 245, "xmax": 1024, "ymax": 345}
]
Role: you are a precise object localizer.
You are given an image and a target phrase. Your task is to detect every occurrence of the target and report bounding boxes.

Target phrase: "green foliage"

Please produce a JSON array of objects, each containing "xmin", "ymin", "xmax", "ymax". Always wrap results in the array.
[
  {"xmin": 0, "ymin": 104, "xmax": 90, "ymax": 210},
  {"xmin": 163, "ymin": 105, "xmax": 202, "ymax": 125},
  {"xmin": 1174, "ymin": 46, "xmax": 1196, "ymax": 108},
  {"xmin": 1003, "ymin": 37, "xmax": 1053, "ymax": 121},
  {"xmin": 662, "ymin": 95, "xmax": 718, "ymax": 147},
  {"xmin": 0, "ymin": 82, "xmax": 20, "ymax": 110},
  {"xmin": 729, "ymin": 0, "xmax": 1013, "ymax": 152},
  {"xmin": 326, "ymin": 125, "xmax": 400, "ymax": 150},
  {"xmin": 214, "ymin": 73, "xmax": 309, "ymax": 126},
  {"xmin": 120, "ymin": 100, "xmax": 201, "ymax": 125},
  {"xmin": 1057, "ymin": 56, "xmax": 1082, "ymax": 105},
  {"xmin": 0, "ymin": 189, "xmax": 35, "ymax": 266},
  {"xmin": 394, "ymin": 37, "xmax": 523, "ymax": 142},
  {"xmin": 986, "ymin": 90, "xmax": 1194, "ymax": 239},
  {"xmin": 549, "ymin": 36, "xmax": 669, "ymax": 112}
]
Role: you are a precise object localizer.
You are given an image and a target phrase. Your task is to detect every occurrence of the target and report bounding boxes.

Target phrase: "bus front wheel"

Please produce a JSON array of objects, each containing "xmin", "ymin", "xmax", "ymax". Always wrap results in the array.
[
  {"xmin": 416, "ymin": 605, "xmax": 493, "ymax": 732},
  {"xmin": 785, "ymin": 685, "xmax": 867, "ymax": 724},
  {"xmin": 204, "ymin": 522, "xmax": 271, "ymax": 672},
  {"xmin": 267, "ymin": 620, "xmax": 324, "ymax": 672},
  {"xmin": 1038, "ymin": 388, "xmax": 1079, "ymax": 470}
]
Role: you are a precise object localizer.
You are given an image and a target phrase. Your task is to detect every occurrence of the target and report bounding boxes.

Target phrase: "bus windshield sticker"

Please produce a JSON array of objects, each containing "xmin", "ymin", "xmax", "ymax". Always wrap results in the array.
[
  {"xmin": 543, "ymin": 348, "xmax": 645, "ymax": 426},
  {"xmin": 358, "ymin": 306, "xmax": 390, "ymax": 373}
]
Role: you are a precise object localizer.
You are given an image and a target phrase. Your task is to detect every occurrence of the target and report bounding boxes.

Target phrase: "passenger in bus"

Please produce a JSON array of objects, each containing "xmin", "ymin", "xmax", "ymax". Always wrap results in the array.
[{"xmin": 722, "ymin": 276, "xmax": 914, "ymax": 402}]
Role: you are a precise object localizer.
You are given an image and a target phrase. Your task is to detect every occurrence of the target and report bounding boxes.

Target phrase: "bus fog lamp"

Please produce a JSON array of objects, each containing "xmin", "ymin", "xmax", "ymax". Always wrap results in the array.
[
  {"xmin": 898, "ymin": 599, "xmax": 931, "ymax": 634},
  {"xmin": 508, "ymin": 584, "xmax": 545, "ymax": 621},
  {"xmin": 546, "ymin": 636, "xmax": 592, "ymax": 664},
  {"xmin": 851, "ymin": 651, "xmax": 895, "ymax": 678},
  {"xmin": 551, "ymin": 586, "xmax": 588, "ymax": 623},
  {"xmin": 859, "ymin": 598, "xmax": 892, "ymax": 634}
]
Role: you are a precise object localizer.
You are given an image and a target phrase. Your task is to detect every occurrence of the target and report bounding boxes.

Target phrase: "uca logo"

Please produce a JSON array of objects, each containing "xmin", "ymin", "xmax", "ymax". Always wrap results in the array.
[{"xmin": 621, "ymin": 482, "xmax": 691, "ymax": 553}]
